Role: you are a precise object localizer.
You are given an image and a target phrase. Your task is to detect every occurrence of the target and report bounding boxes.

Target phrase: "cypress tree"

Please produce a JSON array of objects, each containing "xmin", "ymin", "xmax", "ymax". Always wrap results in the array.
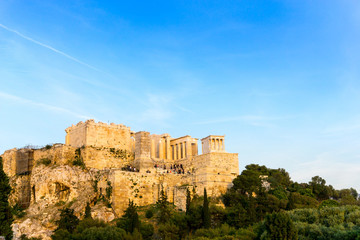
[
  {"xmin": 84, "ymin": 202, "xmax": 92, "ymax": 219},
  {"xmin": 186, "ymin": 188, "xmax": 191, "ymax": 214},
  {"xmin": 121, "ymin": 200, "xmax": 140, "ymax": 233},
  {"xmin": 157, "ymin": 189, "xmax": 171, "ymax": 224},
  {"xmin": 202, "ymin": 188, "xmax": 210, "ymax": 229},
  {"xmin": 0, "ymin": 156, "xmax": 13, "ymax": 240}
]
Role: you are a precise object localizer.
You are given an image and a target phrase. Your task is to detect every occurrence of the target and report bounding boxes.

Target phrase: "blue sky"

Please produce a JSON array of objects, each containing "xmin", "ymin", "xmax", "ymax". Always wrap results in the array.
[{"xmin": 1, "ymin": 0, "xmax": 360, "ymax": 191}]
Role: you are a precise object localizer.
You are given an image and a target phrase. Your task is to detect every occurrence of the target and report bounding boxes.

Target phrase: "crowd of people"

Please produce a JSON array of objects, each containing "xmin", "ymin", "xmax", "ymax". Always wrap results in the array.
[
  {"xmin": 122, "ymin": 165, "xmax": 139, "ymax": 172},
  {"xmin": 120, "ymin": 163, "xmax": 190, "ymax": 174},
  {"xmin": 154, "ymin": 163, "xmax": 188, "ymax": 174}
]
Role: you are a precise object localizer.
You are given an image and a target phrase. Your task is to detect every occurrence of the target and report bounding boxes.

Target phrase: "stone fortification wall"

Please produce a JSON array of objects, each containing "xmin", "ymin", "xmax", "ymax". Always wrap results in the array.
[
  {"xmin": 65, "ymin": 119, "xmax": 134, "ymax": 151},
  {"xmin": 80, "ymin": 146, "xmax": 134, "ymax": 170},
  {"xmin": 33, "ymin": 144, "xmax": 76, "ymax": 166},
  {"xmin": 2, "ymin": 148, "xmax": 33, "ymax": 177},
  {"xmin": 110, "ymin": 170, "xmax": 193, "ymax": 216},
  {"xmin": 2, "ymin": 148, "xmax": 17, "ymax": 177},
  {"xmin": 9, "ymin": 175, "xmax": 31, "ymax": 208},
  {"xmin": 193, "ymin": 152, "xmax": 239, "ymax": 196}
]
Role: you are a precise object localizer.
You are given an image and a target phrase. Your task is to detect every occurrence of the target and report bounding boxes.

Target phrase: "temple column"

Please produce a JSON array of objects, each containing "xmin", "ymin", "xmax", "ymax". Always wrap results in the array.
[
  {"xmin": 176, "ymin": 144, "xmax": 179, "ymax": 160},
  {"xmin": 166, "ymin": 138, "xmax": 171, "ymax": 160},
  {"xmin": 174, "ymin": 144, "xmax": 177, "ymax": 160},
  {"xmin": 182, "ymin": 142, "xmax": 186, "ymax": 159},
  {"xmin": 151, "ymin": 139, "xmax": 155, "ymax": 158},
  {"xmin": 159, "ymin": 139, "xmax": 164, "ymax": 159}
]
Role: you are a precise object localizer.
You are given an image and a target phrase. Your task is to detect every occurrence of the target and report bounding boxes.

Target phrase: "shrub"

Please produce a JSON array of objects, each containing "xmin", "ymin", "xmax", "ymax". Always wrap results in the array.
[
  {"xmin": 140, "ymin": 222, "xmax": 154, "ymax": 240},
  {"xmin": 145, "ymin": 208, "xmax": 153, "ymax": 219},
  {"xmin": 71, "ymin": 158, "xmax": 86, "ymax": 168},
  {"xmin": 75, "ymin": 218, "xmax": 107, "ymax": 233},
  {"xmin": 45, "ymin": 144, "xmax": 52, "ymax": 150},
  {"xmin": 319, "ymin": 199, "xmax": 339, "ymax": 209},
  {"xmin": 259, "ymin": 211, "xmax": 298, "ymax": 240},
  {"xmin": 11, "ymin": 203, "xmax": 26, "ymax": 218},
  {"xmin": 36, "ymin": 158, "xmax": 52, "ymax": 166},
  {"xmin": 106, "ymin": 181, "xmax": 112, "ymax": 199}
]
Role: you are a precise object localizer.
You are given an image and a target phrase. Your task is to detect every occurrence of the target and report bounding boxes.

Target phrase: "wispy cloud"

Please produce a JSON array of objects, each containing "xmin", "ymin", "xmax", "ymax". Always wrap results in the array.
[
  {"xmin": 0, "ymin": 91, "xmax": 93, "ymax": 120},
  {"xmin": 0, "ymin": 23, "xmax": 149, "ymax": 105},
  {"xmin": 0, "ymin": 23, "xmax": 102, "ymax": 72}
]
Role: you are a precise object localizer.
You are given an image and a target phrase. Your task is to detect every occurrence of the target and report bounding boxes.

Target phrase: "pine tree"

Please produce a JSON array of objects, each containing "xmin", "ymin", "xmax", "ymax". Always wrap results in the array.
[
  {"xmin": 0, "ymin": 156, "xmax": 13, "ymax": 240},
  {"xmin": 186, "ymin": 188, "xmax": 191, "ymax": 214},
  {"xmin": 202, "ymin": 188, "xmax": 210, "ymax": 229}
]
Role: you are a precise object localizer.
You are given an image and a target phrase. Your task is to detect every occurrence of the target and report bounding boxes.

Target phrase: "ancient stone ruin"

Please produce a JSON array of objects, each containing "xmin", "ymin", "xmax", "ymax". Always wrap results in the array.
[{"xmin": 1, "ymin": 119, "xmax": 239, "ymax": 239}]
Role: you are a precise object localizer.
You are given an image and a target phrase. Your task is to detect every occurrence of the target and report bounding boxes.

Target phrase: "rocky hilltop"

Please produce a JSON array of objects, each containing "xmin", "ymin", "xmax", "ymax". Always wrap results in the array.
[{"xmin": 1, "ymin": 120, "xmax": 239, "ymax": 239}]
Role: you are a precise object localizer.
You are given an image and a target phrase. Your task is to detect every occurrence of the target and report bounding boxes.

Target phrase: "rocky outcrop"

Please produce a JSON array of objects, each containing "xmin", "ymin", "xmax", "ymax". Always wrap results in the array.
[{"xmin": 11, "ymin": 164, "xmax": 114, "ymax": 240}]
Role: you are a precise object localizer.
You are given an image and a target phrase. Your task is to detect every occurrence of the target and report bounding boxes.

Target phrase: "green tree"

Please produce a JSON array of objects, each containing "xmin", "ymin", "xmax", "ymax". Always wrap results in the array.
[
  {"xmin": 158, "ymin": 222, "xmax": 180, "ymax": 240},
  {"xmin": 247, "ymin": 195, "xmax": 257, "ymax": 225},
  {"xmin": 310, "ymin": 176, "xmax": 330, "ymax": 201},
  {"xmin": 0, "ymin": 156, "xmax": 13, "ymax": 240},
  {"xmin": 186, "ymin": 187, "xmax": 191, "ymax": 214},
  {"xmin": 186, "ymin": 204, "xmax": 203, "ymax": 231},
  {"xmin": 51, "ymin": 229, "xmax": 71, "ymax": 240},
  {"xmin": 287, "ymin": 192, "xmax": 295, "ymax": 210},
  {"xmin": 55, "ymin": 208, "xmax": 79, "ymax": 233},
  {"xmin": 117, "ymin": 200, "xmax": 140, "ymax": 233},
  {"xmin": 202, "ymin": 188, "xmax": 211, "ymax": 229},
  {"xmin": 156, "ymin": 189, "xmax": 171, "ymax": 224},
  {"xmin": 84, "ymin": 202, "xmax": 92, "ymax": 219},
  {"xmin": 75, "ymin": 218, "xmax": 107, "ymax": 234},
  {"xmin": 261, "ymin": 211, "xmax": 298, "ymax": 240},
  {"xmin": 139, "ymin": 222, "xmax": 154, "ymax": 240},
  {"xmin": 76, "ymin": 226, "xmax": 127, "ymax": 240},
  {"xmin": 319, "ymin": 199, "xmax": 339, "ymax": 209}
]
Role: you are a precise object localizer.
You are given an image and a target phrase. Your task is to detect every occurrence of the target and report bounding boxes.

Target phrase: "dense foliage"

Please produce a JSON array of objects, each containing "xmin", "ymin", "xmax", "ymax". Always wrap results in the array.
[
  {"xmin": 0, "ymin": 156, "xmax": 13, "ymax": 240},
  {"xmin": 46, "ymin": 164, "xmax": 360, "ymax": 240}
]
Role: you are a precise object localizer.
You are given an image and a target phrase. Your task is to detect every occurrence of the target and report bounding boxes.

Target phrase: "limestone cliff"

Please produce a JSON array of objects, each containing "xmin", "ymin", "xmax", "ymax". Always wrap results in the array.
[{"xmin": 11, "ymin": 164, "xmax": 115, "ymax": 240}]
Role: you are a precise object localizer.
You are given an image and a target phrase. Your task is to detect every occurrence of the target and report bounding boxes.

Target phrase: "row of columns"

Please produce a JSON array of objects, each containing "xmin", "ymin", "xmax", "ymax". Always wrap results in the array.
[
  {"xmin": 151, "ymin": 137, "xmax": 172, "ymax": 160},
  {"xmin": 211, "ymin": 138, "xmax": 224, "ymax": 151},
  {"xmin": 172, "ymin": 142, "xmax": 187, "ymax": 160}
]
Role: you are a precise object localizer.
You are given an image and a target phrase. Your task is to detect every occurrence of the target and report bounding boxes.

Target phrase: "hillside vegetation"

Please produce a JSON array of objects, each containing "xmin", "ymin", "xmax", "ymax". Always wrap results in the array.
[{"xmin": 21, "ymin": 164, "xmax": 360, "ymax": 239}]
